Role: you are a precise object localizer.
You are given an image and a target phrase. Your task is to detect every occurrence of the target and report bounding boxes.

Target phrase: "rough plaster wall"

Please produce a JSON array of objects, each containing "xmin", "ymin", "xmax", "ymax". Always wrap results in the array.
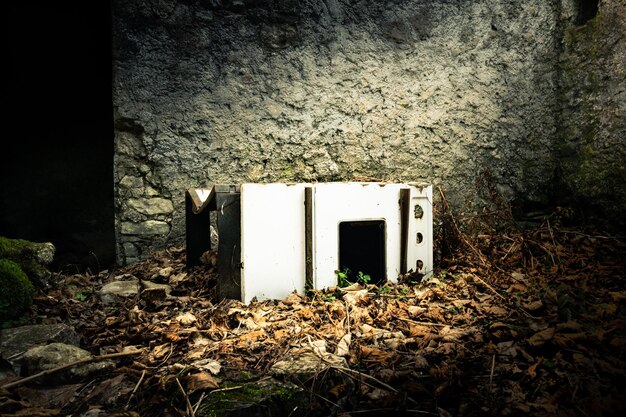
[
  {"xmin": 558, "ymin": 0, "xmax": 626, "ymax": 227},
  {"xmin": 113, "ymin": 0, "xmax": 562, "ymax": 264}
]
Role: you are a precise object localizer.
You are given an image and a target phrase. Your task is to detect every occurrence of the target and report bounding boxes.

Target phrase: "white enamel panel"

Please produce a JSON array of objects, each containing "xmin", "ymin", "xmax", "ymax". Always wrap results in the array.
[
  {"xmin": 312, "ymin": 183, "xmax": 404, "ymax": 289},
  {"xmin": 238, "ymin": 182, "xmax": 432, "ymax": 303},
  {"xmin": 407, "ymin": 186, "xmax": 433, "ymax": 278},
  {"xmin": 240, "ymin": 183, "xmax": 306, "ymax": 304}
]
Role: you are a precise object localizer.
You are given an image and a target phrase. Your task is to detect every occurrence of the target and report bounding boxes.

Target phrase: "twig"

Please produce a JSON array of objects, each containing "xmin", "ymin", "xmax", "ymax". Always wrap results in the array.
[
  {"xmin": 175, "ymin": 377, "xmax": 195, "ymax": 417},
  {"xmin": 470, "ymin": 274, "xmax": 506, "ymax": 300},
  {"xmin": 489, "ymin": 354, "xmax": 495, "ymax": 393},
  {"xmin": 348, "ymin": 409, "xmax": 433, "ymax": 415},
  {"xmin": 125, "ymin": 369, "xmax": 146, "ymax": 410},
  {"xmin": 556, "ymin": 230, "xmax": 625, "ymax": 240},
  {"xmin": 193, "ymin": 391, "xmax": 206, "ymax": 414},
  {"xmin": 1, "ymin": 350, "xmax": 141, "ymax": 390},
  {"xmin": 153, "ymin": 343, "xmax": 174, "ymax": 369},
  {"xmin": 209, "ymin": 385, "xmax": 243, "ymax": 394},
  {"xmin": 397, "ymin": 317, "xmax": 447, "ymax": 327},
  {"xmin": 6, "ymin": 351, "xmax": 25, "ymax": 361},
  {"xmin": 331, "ymin": 365, "xmax": 420, "ymax": 407},
  {"xmin": 500, "ymin": 240, "xmax": 518, "ymax": 261},
  {"xmin": 470, "ymin": 274, "xmax": 534, "ymax": 318}
]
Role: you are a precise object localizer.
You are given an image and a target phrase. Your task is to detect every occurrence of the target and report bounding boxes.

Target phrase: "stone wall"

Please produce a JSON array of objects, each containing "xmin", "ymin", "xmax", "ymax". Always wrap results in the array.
[
  {"xmin": 557, "ymin": 0, "xmax": 626, "ymax": 227},
  {"xmin": 111, "ymin": 0, "xmax": 621, "ymax": 264}
]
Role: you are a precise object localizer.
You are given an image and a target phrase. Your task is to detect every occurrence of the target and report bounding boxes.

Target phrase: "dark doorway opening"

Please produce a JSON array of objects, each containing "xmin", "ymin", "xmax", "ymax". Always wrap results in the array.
[
  {"xmin": 338, "ymin": 220, "xmax": 386, "ymax": 285},
  {"xmin": 1, "ymin": 2, "xmax": 114, "ymax": 273}
]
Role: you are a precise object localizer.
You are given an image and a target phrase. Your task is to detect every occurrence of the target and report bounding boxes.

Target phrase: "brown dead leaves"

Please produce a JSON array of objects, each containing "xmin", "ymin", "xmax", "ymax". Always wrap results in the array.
[{"xmin": 2, "ymin": 225, "xmax": 625, "ymax": 417}]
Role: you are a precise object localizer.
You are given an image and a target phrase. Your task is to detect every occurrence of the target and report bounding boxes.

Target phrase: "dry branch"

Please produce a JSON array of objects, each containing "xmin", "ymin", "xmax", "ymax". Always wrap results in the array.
[{"xmin": 1, "ymin": 350, "xmax": 141, "ymax": 390}]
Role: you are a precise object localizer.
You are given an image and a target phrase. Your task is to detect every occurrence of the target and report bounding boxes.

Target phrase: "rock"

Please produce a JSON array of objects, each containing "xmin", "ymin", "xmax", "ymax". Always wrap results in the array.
[
  {"xmin": 21, "ymin": 343, "xmax": 115, "ymax": 382},
  {"xmin": 0, "ymin": 236, "xmax": 55, "ymax": 286},
  {"xmin": 0, "ymin": 259, "xmax": 34, "ymax": 322},
  {"xmin": 197, "ymin": 377, "xmax": 305, "ymax": 417},
  {"xmin": 127, "ymin": 197, "xmax": 174, "ymax": 215},
  {"xmin": 140, "ymin": 280, "xmax": 172, "ymax": 301},
  {"xmin": 270, "ymin": 339, "xmax": 347, "ymax": 378},
  {"xmin": 0, "ymin": 356, "xmax": 16, "ymax": 380},
  {"xmin": 99, "ymin": 279, "xmax": 139, "ymax": 304},
  {"xmin": 120, "ymin": 221, "xmax": 170, "ymax": 236},
  {"xmin": 0, "ymin": 324, "xmax": 80, "ymax": 359}
]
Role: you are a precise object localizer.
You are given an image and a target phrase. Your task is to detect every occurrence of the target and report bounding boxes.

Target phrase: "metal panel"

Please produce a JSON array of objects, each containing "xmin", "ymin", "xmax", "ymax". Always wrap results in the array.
[
  {"xmin": 312, "ymin": 183, "xmax": 404, "ymax": 289},
  {"xmin": 185, "ymin": 188, "xmax": 213, "ymax": 267},
  {"xmin": 312, "ymin": 183, "xmax": 433, "ymax": 289},
  {"xmin": 187, "ymin": 182, "xmax": 432, "ymax": 303},
  {"xmin": 399, "ymin": 188, "xmax": 410, "ymax": 275},
  {"xmin": 406, "ymin": 185, "xmax": 433, "ymax": 277},
  {"xmin": 305, "ymin": 187, "xmax": 313, "ymax": 291},
  {"xmin": 216, "ymin": 191, "xmax": 241, "ymax": 300},
  {"xmin": 240, "ymin": 183, "xmax": 307, "ymax": 304}
]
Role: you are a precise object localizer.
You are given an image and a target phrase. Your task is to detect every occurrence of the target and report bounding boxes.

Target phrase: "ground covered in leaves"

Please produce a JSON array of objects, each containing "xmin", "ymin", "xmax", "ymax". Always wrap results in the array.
[{"xmin": 1, "ymin": 218, "xmax": 625, "ymax": 417}]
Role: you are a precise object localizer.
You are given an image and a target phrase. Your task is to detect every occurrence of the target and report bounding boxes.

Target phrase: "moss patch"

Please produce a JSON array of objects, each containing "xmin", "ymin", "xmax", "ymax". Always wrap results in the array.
[
  {"xmin": 198, "ymin": 378, "xmax": 305, "ymax": 417},
  {"xmin": 0, "ymin": 236, "xmax": 54, "ymax": 284},
  {"xmin": 0, "ymin": 259, "xmax": 34, "ymax": 323}
]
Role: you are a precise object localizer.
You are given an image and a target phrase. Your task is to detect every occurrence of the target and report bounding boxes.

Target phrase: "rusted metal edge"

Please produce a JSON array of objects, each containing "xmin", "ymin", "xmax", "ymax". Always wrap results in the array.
[
  {"xmin": 305, "ymin": 187, "xmax": 313, "ymax": 291},
  {"xmin": 399, "ymin": 188, "xmax": 410, "ymax": 275}
]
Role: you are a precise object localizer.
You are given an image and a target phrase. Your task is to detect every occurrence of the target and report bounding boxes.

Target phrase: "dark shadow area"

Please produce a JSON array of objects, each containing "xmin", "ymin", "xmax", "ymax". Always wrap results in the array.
[
  {"xmin": 339, "ymin": 220, "xmax": 386, "ymax": 285},
  {"xmin": 0, "ymin": 2, "xmax": 115, "ymax": 273},
  {"xmin": 576, "ymin": 0, "xmax": 600, "ymax": 25}
]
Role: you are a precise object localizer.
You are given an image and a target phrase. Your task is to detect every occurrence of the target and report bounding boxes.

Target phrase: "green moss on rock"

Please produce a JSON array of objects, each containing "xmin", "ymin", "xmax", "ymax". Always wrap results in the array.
[
  {"xmin": 0, "ymin": 259, "xmax": 34, "ymax": 323},
  {"xmin": 198, "ymin": 379, "xmax": 305, "ymax": 417},
  {"xmin": 0, "ymin": 236, "xmax": 55, "ymax": 285}
]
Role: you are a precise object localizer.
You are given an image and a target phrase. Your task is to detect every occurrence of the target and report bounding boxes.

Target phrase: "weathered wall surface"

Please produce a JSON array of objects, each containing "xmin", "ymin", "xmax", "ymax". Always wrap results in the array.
[
  {"xmin": 112, "ymin": 0, "xmax": 596, "ymax": 264},
  {"xmin": 557, "ymin": 0, "xmax": 626, "ymax": 227}
]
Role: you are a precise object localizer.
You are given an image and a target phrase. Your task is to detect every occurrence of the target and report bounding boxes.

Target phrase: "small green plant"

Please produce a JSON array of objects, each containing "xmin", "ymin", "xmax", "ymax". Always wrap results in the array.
[
  {"xmin": 73, "ymin": 286, "xmax": 93, "ymax": 302},
  {"xmin": 320, "ymin": 293, "xmax": 337, "ymax": 302},
  {"xmin": 335, "ymin": 267, "xmax": 351, "ymax": 287},
  {"xmin": 335, "ymin": 267, "xmax": 372, "ymax": 287},
  {"xmin": 398, "ymin": 286, "xmax": 410, "ymax": 296},
  {"xmin": 356, "ymin": 271, "xmax": 371, "ymax": 285},
  {"xmin": 379, "ymin": 285, "xmax": 393, "ymax": 295}
]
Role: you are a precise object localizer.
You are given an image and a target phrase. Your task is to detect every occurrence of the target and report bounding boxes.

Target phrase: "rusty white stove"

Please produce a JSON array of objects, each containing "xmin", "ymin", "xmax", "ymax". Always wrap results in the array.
[{"xmin": 186, "ymin": 182, "xmax": 432, "ymax": 304}]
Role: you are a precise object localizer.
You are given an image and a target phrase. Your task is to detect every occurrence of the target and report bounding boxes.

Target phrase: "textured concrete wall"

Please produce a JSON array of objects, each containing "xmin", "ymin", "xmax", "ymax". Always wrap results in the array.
[
  {"xmin": 557, "ymin": 0, "xmax": 626, "ymax": 228},
  {"xmin": 112, "ymin": 0, "xmax": 579, "ymax": 264}
]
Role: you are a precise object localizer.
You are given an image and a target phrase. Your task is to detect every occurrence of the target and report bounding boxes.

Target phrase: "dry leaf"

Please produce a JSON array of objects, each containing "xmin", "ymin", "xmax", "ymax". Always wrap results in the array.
[
  {"xmin": 609, "ymin": 291, "xmax": 626, "ymax": 301},
  {"xmin": 522, "ymin": 300, "xmax": 543, "ymax": 311},
  {"xmin": 553, "ymin": 332, "xmax": 586, "ymax": 347},
  {"xmin": 408, "ymin": 305, "xmax": 427, "ymax": 316},
  {"xmin": 151, "ymin": 343, "xmax": 171, "ymax": 361},
  {"xmin": 190, "ymin": 359, "xmax": 221, "ymax": 375},
  {"xmin": 556, "ymin": 320, "xmax": 582, "ymax": 332},
  {"xmin": 593, "ymin": 303, "xmax": 617, "ymax": 317},
  {"xmin": 343, "ymin": 289, "xmax": 369, "ymax": 305},
  {"xmin": 483, "ymin": 305, "xmax": 508, "ymax": 317},
  {"xmin": 235, "ymin": 329, "xmax": 266, "ymax": 348},
  {"xmin": 336, "ymin": 333, "xmax": 352, "ymax": 357},
  {"xmin": 274, "ymin": 329, "xmax": 290, "ymax": 340},
  {"xmin": 169, "ymin": 272, "xmax": 188, "ymax": 285},
  {"xmin": 527, "ymin": 359, "xmax": 542, "ymax": 378},
  {"xmin": 452, "ymin": 299, "xmax": 472, "ymax": 308},
  {"xmin": 186, "ymin": 372, "xmax": 220, "ymax": 391},
  {"xmin": 414, "ymin": 354, "xmax": 429, "ymax": 369},
  {"xmin": 176, "ymin": 312, "xmax": 198, "ymax": 326},
  {"xmin": 528, "ymin": 328, "xmax": 555, "ymax": 347},
  {"xmin": 360, "ymin": 346, "xmax": 393, "ymax": 363}
]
